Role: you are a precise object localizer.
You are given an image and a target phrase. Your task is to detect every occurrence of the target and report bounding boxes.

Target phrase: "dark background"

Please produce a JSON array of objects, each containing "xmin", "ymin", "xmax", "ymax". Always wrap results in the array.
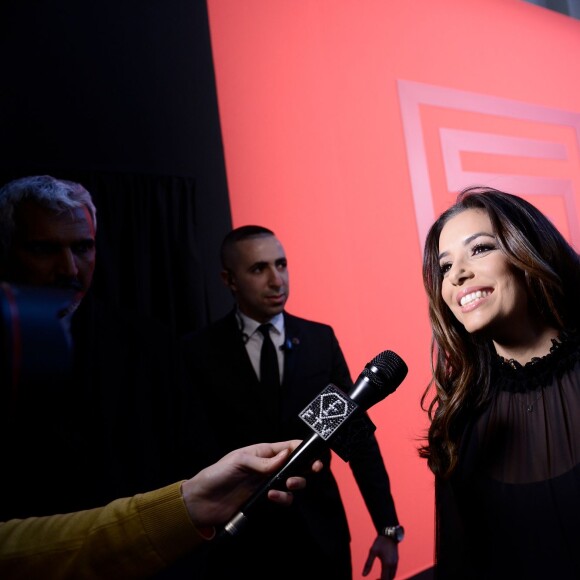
[{"xmin": 0, "ymin": 0, "xmax": 233, "ymax": 335}]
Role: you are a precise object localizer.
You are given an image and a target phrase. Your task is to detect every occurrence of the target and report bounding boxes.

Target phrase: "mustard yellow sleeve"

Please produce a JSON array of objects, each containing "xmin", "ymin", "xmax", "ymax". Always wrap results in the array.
[{"xmin": 0, "ymin": 481, "xmax": 208, "ymax": 579}]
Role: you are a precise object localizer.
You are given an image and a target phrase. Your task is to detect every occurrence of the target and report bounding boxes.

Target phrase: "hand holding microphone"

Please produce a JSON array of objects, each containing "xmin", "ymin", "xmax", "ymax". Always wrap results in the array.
[{"xmin": 219, "ymin": 349, "xmax": 408, "ymax": 540}]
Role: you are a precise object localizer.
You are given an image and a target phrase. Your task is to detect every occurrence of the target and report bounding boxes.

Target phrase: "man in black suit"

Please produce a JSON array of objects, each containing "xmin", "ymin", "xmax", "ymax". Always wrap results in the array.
[{"xmin": 182, "ymin": 225, "xmax": 403, "ymax": 580}]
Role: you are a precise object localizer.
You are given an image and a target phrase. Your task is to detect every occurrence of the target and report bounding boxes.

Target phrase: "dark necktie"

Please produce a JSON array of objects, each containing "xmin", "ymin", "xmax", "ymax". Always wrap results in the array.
[{"xmin": 257, "ymin": 323, "xmax": 280, "ymax": 390}]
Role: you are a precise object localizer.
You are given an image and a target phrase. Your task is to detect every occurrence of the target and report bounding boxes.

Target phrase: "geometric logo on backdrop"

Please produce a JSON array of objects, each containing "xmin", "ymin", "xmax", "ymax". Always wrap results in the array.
[{"xmin": 397, "ymin": 79, "xmax": 580, "ymax": 252}]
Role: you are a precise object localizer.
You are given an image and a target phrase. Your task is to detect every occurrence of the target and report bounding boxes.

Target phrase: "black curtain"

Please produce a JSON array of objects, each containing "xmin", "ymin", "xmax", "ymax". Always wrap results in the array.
[
  {"xmin": 71, "ymin": 171, "xmax": 210, "ymax": 337},
  {"xmin": 0, "ymin": 169, "xmax": 220, "ymax": 337}
]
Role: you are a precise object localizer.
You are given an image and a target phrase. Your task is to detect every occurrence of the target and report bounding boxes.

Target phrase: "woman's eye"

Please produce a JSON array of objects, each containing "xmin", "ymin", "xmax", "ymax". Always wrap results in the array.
[
  {"xmin": 439, "ymin": 262, "xmax": 451, "ymax": 275},
  {"xmin": 472, "ymin": 243, "xmax": 495, "ymax": 255}
]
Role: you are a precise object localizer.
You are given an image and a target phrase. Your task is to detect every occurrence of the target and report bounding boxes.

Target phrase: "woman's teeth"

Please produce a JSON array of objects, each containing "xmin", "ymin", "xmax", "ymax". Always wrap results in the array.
[{"xmin": 460, "ymin": 290, "xmax": 490, "ymax": 307}]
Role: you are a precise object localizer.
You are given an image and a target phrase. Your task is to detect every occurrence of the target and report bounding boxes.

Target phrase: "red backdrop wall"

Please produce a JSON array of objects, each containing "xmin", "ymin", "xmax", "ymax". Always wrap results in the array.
[{"xmin": 205, "ymin": 0, "xmax": 580, "ymax": 577}]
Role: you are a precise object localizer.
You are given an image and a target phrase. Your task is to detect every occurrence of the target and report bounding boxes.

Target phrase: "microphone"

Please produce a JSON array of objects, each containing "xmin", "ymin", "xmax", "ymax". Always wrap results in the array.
[{"xmin": 219, "ymin": 349, "xmax": 408, "ymax": 539}]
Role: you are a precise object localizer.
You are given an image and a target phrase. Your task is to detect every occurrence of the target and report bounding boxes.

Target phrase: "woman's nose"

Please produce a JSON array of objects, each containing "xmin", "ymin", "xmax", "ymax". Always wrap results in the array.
[{"xmin": 448, "ymin": 263, "xmax": 473, "ymax": 285}]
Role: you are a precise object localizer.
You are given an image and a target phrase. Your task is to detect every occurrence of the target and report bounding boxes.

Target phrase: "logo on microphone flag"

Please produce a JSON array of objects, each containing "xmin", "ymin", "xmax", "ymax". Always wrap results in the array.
[{"xmin": 299, "ymin": 383, "xmax": 358, "ymax": 440}]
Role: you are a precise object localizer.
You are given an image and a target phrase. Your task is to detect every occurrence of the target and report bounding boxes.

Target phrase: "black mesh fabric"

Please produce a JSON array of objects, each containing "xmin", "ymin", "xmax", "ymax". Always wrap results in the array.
[{"xmin": 435, "ymin": 329, "xmax": 580, "ymax": 579}]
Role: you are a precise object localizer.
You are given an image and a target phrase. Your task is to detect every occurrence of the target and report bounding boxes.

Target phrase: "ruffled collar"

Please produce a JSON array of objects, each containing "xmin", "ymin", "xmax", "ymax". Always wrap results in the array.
[{"xmin": 492, "ymin": 328, "xmax": 580, "ymax": 393}]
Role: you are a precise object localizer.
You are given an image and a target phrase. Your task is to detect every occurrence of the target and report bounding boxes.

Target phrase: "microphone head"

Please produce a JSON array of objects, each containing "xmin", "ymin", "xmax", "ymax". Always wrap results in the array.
[
  {"xmin": 347, "ymin": 350, "xmax": 408, "ymax": 409},
  {"xmin": 364, "ymin": 350, "xmax": 408, "ymax": 396}
]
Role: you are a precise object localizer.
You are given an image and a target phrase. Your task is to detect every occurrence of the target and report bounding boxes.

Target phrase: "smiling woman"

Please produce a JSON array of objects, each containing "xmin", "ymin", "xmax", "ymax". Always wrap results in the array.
[{"xmin": 419, "ymin": 185, "xmax": 580, "ymax": 580}]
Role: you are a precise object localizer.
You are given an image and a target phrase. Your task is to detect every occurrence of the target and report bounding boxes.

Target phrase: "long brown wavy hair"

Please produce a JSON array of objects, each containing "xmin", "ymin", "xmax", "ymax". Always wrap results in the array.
[{"xmin": 419, "ymin": 186, "xmax": 580, "ymax": 479}]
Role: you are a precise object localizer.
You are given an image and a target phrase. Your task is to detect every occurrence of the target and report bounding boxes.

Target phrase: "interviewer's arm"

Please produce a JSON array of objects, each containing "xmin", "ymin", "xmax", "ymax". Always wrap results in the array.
[
  {"xmin": 0, "ymin": 439, "xmax": 318, "ymax": 580},
  {"xmin": 0, "ymin": 481, "xmax": 198, "ymax": 580}
]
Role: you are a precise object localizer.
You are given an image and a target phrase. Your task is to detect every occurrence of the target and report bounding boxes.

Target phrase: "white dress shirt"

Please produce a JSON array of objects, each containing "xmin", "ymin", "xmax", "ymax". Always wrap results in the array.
[{"xmin": 237, "ymin": 310, "xmax": 285, "ymax": 382}]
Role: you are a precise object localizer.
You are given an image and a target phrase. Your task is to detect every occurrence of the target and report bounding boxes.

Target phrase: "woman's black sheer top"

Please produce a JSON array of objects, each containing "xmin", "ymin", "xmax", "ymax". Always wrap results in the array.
[{"xmin": 435, "ymin": 330, "xmax": 580, "ymax": 579}]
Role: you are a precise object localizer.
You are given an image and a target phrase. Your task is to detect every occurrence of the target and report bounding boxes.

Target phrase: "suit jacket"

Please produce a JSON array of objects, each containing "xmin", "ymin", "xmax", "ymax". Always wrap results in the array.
[{"xmin": 181, "ymin": 309, "xmax": 399, "ymax": 579}]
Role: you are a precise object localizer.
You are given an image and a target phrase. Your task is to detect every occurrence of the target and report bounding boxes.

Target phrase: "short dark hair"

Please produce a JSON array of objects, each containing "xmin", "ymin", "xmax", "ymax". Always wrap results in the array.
[{"xmin": 220, "ymin": 225, "xmax": 275, "ymax": 269}]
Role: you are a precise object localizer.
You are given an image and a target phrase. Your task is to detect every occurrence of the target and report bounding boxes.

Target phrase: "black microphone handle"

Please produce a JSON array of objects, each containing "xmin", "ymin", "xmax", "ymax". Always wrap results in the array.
[{"xmin": 219, "ymin": 431, "xmax": 325, "ymax": 539}]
